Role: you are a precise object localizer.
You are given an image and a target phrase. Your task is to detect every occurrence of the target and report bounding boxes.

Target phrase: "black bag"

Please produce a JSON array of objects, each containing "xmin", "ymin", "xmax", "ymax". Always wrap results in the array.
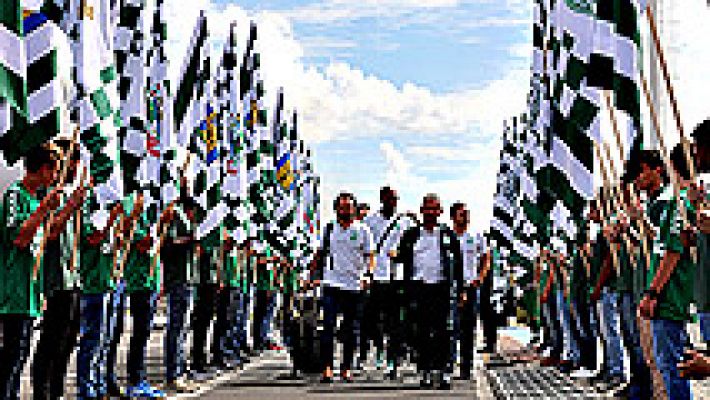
[{"xmin": 289, "ymin": 290, "xmax": 322, "ymax": 373}]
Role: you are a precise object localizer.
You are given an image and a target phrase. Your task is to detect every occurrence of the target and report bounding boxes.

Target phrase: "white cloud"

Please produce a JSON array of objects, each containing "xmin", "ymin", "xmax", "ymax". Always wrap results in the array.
[{"xmin": 163, "ymin": 0, "xmax": 529, "ymax": 231}]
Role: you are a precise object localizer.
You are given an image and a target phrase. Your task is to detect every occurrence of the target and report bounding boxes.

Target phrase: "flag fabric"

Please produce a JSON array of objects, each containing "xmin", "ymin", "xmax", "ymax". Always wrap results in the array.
[
  {"xmin": 0, "ymin": 3, "xmax": 72, "ymax": 165},
  {"xmin": 173, "ymin": 11, "xmax": 208, "ymax": 147}
]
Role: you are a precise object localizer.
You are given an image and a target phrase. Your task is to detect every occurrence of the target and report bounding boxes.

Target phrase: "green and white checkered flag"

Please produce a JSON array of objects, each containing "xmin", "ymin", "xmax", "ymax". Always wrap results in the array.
[{"xmin": 0, "ymin": 2, "xmax": 72, "ymax": 165}]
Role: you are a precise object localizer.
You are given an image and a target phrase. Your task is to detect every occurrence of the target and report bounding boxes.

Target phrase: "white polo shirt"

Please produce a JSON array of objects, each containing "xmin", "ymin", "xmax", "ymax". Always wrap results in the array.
[
  {"xmin": 364, "ymin": 212, "xmax": 414, "ymax": 281},
  {"xmin": 459, "ymin": 232, "xmax": 486, "ymax": 284},
  {"xmin": 412, "ymin": 226, "xmax": 444, "ymax": 284},
  {"xmin": 323, "ymin": 220, "xmax": 374, "ymax": 291}
]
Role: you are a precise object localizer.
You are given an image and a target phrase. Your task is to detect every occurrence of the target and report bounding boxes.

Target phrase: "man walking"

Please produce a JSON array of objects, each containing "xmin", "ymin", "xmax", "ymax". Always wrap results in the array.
[
  {"xmin": 318, "ymin": 192, "xmax": 374, "ymax": 383},
  {"xmin": 361, "ymin": 186, "xmax": 413, "ymax": 378},
  {"xmin": 450, "ymin": 202, "xmax": 485, "ymax": 380},
  {"xmin": 396, "ymin": 194, "xmax": 463, "ymax": 389}
]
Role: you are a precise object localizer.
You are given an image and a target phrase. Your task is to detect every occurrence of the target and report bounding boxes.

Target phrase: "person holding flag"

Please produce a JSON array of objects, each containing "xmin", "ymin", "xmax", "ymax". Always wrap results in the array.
[
  {"xmin": 33, "ymin": 139, "xmax": 84, "ymax": 400},
  {"xmin": 0, "ymin": 145, "xmax": 61, "ymax": 400}
]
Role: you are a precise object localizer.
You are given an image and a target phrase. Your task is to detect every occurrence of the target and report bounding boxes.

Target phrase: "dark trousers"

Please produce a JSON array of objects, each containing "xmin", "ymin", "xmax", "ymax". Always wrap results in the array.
[
  {"xmin": 165, "ymin": 284, "xmax": 192, "ymax": 383},
  {"xmin": 191, "ymin": 283, "xmax": 217, "ymax": 371},
  {"xmin": 389, "ymin": 282, "xmax": 408, "ymax": 365},
  {"xmin": 412, "ymin": 282, "xmax": 453, "ymax": 374},
  {"xmin": 321, "ymin": 286, "xmax": 363, "ymax": 371},
  {"xmin": 213, "ymin": 287, "xmax": 245, "ymax": 365},
  {"xmin": 479, "ymin": 282, "xmax": 500, "ymax": 354},
  {"xmin": 571, "ymin": 298, "xmax": 597, "ymax": 370},
  {"xmin": 541, "ymin": 295, "xmax": 562, "ymax": 359},
  {"xmin": 33, "ymin": 289, "xmax": 81, "ymax": 400},
  {"xmin": 106, "ymin": 285, "xmax": 127, "ymax": 390},
  {"xmin": 78, "ymin": 293, "xmax": 109, "ymax": 399},
  {"xmin": 360, "ymin": 282, "xmax": 397, "ymax": 364},
  {"xmin": 459, "ymin": 286, "xmax": 479, "ymax": 375},
  {"xmin": 0, "ymin": 315, "xmax": 34, "ymax": 400},
  {"xmin": 127, "ymin": 291, "xmax": 157, "ymax": 385},
  {"xmin": 620, "ymin": 292, "xmax": 652, "ymax": 399},
  {"xmin": 253, "ymin": 289, "xmax": 276, "ymax": 350}
]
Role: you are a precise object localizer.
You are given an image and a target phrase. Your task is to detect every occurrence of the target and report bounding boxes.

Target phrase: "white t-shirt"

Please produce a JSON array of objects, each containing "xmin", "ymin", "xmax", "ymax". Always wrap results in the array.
[
  {"xmin": 412, "ymin": 226, "xmax": 444, "ymax": 284},
  {"xmin": 459, "ymin": 232, "xmax": 486, "ymax": 284},
  {"xmin": 364, "ymin": 212, "xmax": 414, "ymax": 281},
  {"xmin": 323, "ymin": 221, "xmax": 374, "ymax": 291}
]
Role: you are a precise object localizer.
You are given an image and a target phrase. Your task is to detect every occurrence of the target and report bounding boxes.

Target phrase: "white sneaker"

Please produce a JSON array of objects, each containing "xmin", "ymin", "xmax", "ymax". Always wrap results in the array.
[{"xmin": 569, "ymin": 367, "xmax": 596, "ymax": 379}]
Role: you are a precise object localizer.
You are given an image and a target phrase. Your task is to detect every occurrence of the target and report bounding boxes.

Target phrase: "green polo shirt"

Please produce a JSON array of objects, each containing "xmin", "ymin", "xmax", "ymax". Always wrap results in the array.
[
  {"xmin": 649, "ymin": 186, "xmax": 696, "ymax": 321},
  {"xmin": 197, "ymin": 227, "xmax": 221, "ymax": 285},
  {"xmin": 223, "ymin": 248, "xmax": 248, "ymax": 292},
  {"xmin": 124, "ymin": 198, "xmax": 159, "ymax": 293},
  {"xmin": 163, "ymin": 204, "xmax": 194, "ymax": 287},
  {"xmin": 0, "ymin": 182, "xmax": 43, "ymax": 316}
]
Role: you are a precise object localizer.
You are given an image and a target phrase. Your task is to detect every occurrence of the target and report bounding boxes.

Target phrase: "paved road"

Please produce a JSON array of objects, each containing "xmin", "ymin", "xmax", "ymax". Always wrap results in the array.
[{"xmin": 16, "ymin": 297, "xmax": 710, "ymax": 399}]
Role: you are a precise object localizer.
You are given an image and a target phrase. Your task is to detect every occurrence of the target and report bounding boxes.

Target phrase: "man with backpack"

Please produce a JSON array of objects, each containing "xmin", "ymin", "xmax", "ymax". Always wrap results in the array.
[{"xmin": 317, "ymin": 192, "xmax": 375, "ymax": 383}]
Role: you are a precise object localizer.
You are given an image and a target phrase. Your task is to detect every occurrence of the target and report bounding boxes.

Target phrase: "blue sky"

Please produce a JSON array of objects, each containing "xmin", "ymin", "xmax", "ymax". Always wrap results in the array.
[{"xmin": 167, "ymin": 0, "xmax": 533, "ymax": 229}]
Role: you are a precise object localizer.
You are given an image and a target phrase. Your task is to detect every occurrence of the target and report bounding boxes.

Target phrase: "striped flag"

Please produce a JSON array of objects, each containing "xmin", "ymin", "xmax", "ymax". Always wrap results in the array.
[{"xmin": 0, "ymin": 3, "xmax": 72, "ymax": 165}]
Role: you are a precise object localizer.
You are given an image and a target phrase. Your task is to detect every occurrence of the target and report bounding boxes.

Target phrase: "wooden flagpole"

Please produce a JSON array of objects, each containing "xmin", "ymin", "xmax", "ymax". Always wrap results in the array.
[
  {"xmin": 644, "ymin": 4, "xmax": 696, "ymax": 182},
  {"xmin": 32, "ymin": 127, "xmax": 80, "ymax": 280}
]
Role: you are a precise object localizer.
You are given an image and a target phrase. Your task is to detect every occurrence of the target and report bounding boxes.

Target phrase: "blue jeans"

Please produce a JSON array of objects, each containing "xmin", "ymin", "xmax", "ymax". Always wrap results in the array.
[
  {"xmin": 105, "ymin": 282, "xmax": 126, "ymax": 389},
  {"xmin": 226, "ymin": 288, "xmax": 248, "ymax": 358},
  {"xmin": 321, "ymin": 286, "xmax": 363, "ymax": 371},
  {"xmin": 620, "ymin": 292, "xmax": 652, "ymax": 399},
  {"xmin": 599, "ymin": 289, "xmax": 624, "ymax": 377},
  {"xmin": 557, "ymin": 290, "xmax": 580, "ymax": 364},
  {"xmin": 165, "ymin": 284, "xmax": 192, "ymax": 382},
  {"xmin": 0, "ymin": 315, "xmax": 34, "ymax": 400},
  {"xmin": 699, "ymin": 312, "xmax": 710, "ymax": 343},
  {"xmin": 78, "ymin": 293, "xmax": 109, "ymax": 399},
  {"xmin": 127, "ymin": 291, "xmax": 158, "ymax": 385},
  {"xmin": 652, "ymin": 319, "xmax": 691, "ymax": 400}
]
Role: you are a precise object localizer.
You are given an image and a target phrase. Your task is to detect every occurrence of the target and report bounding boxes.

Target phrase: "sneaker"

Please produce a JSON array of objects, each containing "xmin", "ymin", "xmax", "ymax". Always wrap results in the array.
[
  {"xmin": 438, "ymin": 373, "xmax": 452, "ymax": 390},
  {"xmin": 163, "ymin": 379, "xmax": 195, "ymax": 393},
  {"xmin": 569, "ymin": 367, "xmax": 596, "ymax": 379},
  {"xmin": 420, "ymin": 371, "xmax": 433, "ymax": 388},
  {"xmin": 341, "ymin": 369, "xmax": 354, "ymax": 383},
  {"xmin": 126, "ymin": 382, "xmax": 166, "ymax": 398},
  {"xmin": 267, "ymin": 341, "xmax": 285, "ymax": 352}
]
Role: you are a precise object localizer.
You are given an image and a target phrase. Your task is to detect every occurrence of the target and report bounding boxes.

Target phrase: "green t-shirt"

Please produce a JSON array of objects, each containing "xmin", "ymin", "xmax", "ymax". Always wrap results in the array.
[
  {"xmin": 79, "ymin": 194, "xmax": 116, "ymax": 294},
  {"xmin": 0, "ymin": 182, "xmax": 42, "ymax": 316},
  {"xmin": 162, "ymin": 204, "xmax": 194, "ymax": 287},
  {"xmin": 197, "ymin": 228, "xmax": 221, "ymax": 285},
  {"xmin": 696, "ymin": 232, "xmax": 709, "ymax": 312},
  {"xmin": 42, "ymin": 189, "xmax": 80, "ymax": 296},
  {"xmin": 616, "ymin": 242, "xmax": 633, "ymax": 293},
  {"xmin": 123, "ymin": 199, "xmax": 159, "ymax": 293},
  {"xmin": 649, "ymin": 187, "xmax": 696, "ymax": 321},
  {"xmin": 222, "ymin": 249, "xmax": 248, "ymax": 291}
]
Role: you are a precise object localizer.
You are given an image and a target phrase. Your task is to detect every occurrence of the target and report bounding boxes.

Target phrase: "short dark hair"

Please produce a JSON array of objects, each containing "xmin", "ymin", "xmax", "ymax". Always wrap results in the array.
[
  {"xmin": 450, "ymin": 202, "xmax": 466, "ymax": 219},
  {"xmin": 422, "ymin": 193, "xmax": 440, "ymax": 205},
  {"xmin": 380, "ymin": 186, "xmax": 394, "ymax": 200},
  {"xmin": 626, "ymin": 149, "xmax": 664, "ymax": 182},
  {"xmin": 670, "ymin": 143, "xmax": 691, "ymax": 180},
  {"xmin": 691, "ymin": 119, "xmax": 710, "ymax": 144},
  {"xmin": 357, "ymin": 203, "xmax": 369, "ymax": 212},
  {"xmin": 333, "ymin": 192, "xmax": 356, "ymax": 211},
  {"xmin": 25, "ymin": 145, "xmax": 57, "ymax": 174}
]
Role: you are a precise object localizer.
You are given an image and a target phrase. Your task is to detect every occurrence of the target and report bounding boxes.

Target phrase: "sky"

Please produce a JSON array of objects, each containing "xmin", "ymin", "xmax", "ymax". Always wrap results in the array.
[
  {"xmin": 163, "ymin": 0, "xmax": 534, "ymax": 230},
  {"xmin": 2, "ymin": 0, "xmax": 709, "ymax": 232}
]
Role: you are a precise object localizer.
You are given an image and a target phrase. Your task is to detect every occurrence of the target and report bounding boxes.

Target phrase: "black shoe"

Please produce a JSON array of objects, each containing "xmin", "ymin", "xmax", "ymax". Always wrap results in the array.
[
  {"xmin": 420, "ymin": 372, "xmax": 433, "ymax": 388},
  {"xmin": 106, "ymin": 382, "xmax": 122, "ymax": 397},
  {"xmin": 438, "ymin": 373, "xmax": 452, "ymax": 390}
]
